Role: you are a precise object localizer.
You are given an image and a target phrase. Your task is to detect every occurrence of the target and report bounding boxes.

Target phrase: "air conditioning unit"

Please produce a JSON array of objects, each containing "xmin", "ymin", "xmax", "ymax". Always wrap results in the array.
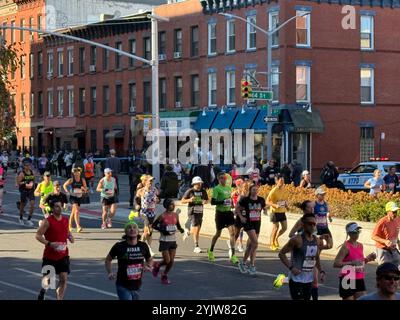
[
  {"xmin": 175, "ymin": 101, "xmax": 182, "ymax": 108},
  {"xmin": 173, "ymin": 52, "xmax": 182, "ymax": 59},
  {"xmin": 158, "ymin": 54, "xmax": 166, "ymax": 61},
  {"xmin": 47, "ymin": 72, "xmax": 53, "ymax": 79},
  {"xmin": 129, "ymin": 106, "xmax": 136, "ymax": 113},
  {"xmin": 89, "ymin": 65, "xmax": 96, "ymax": 72}
]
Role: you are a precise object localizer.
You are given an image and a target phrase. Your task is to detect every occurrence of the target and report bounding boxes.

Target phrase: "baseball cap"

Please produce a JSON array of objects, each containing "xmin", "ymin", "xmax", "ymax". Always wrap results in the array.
[
  {"xmin": 376, "ymin": 262, "xmax": 400, "ymax": 276},
  {"xmin": 302, "ymin": 170, "xmax": 310, "ymax": 176},
  {"xmin": 315, "ymin": 187, "xmax": 326, "ymax": 195},
  {"xmin": 192, "ymin": 176, "xmax": 203, "ymax": 185},
  {"xmin": 104, "ymin": 168, "xmax": 112, "ymax": 174},
  {"xmin": 124, "ymin": 220, "xmax": 138, "ymax": 231},
  {"xmin": 385, "ymin": 201, "xmax": 399, "ymax": 212},
  {"xmin": 43, "ymin": 171, "xmax": 51, "ymax": 177},
  {"xmin": 345, "ymin": 222, "xmax": 362, "ymax": 234}
]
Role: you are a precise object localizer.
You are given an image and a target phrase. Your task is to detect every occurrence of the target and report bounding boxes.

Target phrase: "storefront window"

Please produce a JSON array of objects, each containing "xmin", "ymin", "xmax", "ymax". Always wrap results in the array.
[{"xmin": 292, "ymin": 133, "xmax": 308, "ymax": 169}]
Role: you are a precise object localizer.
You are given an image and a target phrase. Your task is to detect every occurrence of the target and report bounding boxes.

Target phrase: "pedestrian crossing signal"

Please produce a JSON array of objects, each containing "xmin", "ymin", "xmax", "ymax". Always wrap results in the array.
[{"xmin": 241, "ymin": 79, "xmax": 253, "ymax": 98}]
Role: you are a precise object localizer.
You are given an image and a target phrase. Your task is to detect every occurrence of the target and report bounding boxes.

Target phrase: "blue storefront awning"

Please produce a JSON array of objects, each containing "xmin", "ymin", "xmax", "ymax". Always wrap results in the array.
[
  {"xmin": 251, "ymin": 109, "xmax": 269, "ymax": 132},
  {"xmin": 211, "ymin": 110, "xmax": 238, "ymax": 130},
  {"xmin": 231, "ymin": 109, "xmax": 259, "ymax": 130},
  {"xmin": 193, "ymin": 111, "xmax": 218, "ymax": 131}
]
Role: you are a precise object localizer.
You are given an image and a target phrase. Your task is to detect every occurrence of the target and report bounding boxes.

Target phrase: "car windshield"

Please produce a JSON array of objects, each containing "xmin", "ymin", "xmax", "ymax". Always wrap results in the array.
[{"xmin": 350, "ymin": 164, "xmax": 377, "ymax": 174}]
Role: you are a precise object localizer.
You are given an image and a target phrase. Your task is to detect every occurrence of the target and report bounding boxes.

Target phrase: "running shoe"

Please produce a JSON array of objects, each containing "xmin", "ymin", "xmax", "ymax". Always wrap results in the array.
[
  {"xmin": 152, "ymin": 262, "xmax": 160, "ymax": 278},
  {"xmin": 26, "ymin": 220, "xmax": 34, "ymax": 227},
  {"xmin": 270, "ymin": 244, "xmax": 278, "ymax": 251},
  {"xmin": 106, "ymin": 219, "xmax": 112, "ymax": 228},
  {"xmin": 101, "ymin": 223, "xmax": 107, "ymax": 230},
  {"xmin": 193, "ymin": 246, "xmax": 202, "ymax": 254},
  {"xmin": 19, "ymin": 219, "xmax": 24, "ymax": 226},
  {"xmin": 274, "ymin": 240, "xmax": 280, "ymax": 249},
  {"xmin": 237, "ymin": 244, "xmax": 244, "ymax": 252},
  {"xmin": 161, "ymin": 274, "xmax": 171, "ymax": 285},
  {"xmin": 149, "ymin": 247, "xmax": 155, "ymax": 257},
  {"xmin": 77, "ymin": 226, "xmax": 83, "ymax": 233},
  {"xmin": 248, "ymin": 265, "xmax": 257, "ymax": 276},
  {"xmin": 273, "ymin": 274, "xmax": 287, "ymax": 289},
  {"xmin": 229, "ymin": 248, "xmax": 233, "ymax": 259},
  {"xmin": 207, "ymin": 248, "xmax": 215, "ymax": 262},
  {"xmin": 37, "ymin": 289, "xmax": 46, "ymax": 300},
  {"xmin": 38, "ymin": 220, "xmax": 43, "ymax": 227},
  {"xmin": 238, "ymin": 261, "xmax": 249, "ymax": 274},
  {"xmin": 182, "ymin": 229, "xmax": 190, "ymax": 241},
  {"xmin": 226, "ymin": 240, "xmax": 232, "ymax": 249},
  {"xmin": 69, "ymin": 226, "xmax": 73, "ymax": 232},
  {"xmin": 230, "ymin": 255, "xmax": 239, "ymax": 265}
]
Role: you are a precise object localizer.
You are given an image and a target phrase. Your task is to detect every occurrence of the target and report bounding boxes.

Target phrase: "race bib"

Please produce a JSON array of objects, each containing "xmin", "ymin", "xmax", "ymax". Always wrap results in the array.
[
  {"xmin": 193, "ymin": 205, "xmax": 203, "ymax": 214},
  {"xmin": 53, "ymin": 242, "xmax": 67, "ymax": 253},
  {"xmin": 302, "ymin": 258, "xmax": 316, "ymax": 271},
  {"xmin": 316, "ymin": 215, "xmax": 327, "ymax": 226},
  {"xmin": 249, "ymin": 210, "xmax": 261, "ymax": 221},
  {"xmin": 126, "ymin": 264, "xmax": 143, "ymax": 280},
  {"xmin": 166, "ymin": 224, "xmax": 177, "ymax": 232},
  {"xmin": 105, "ymin": 189, "xmax": 114, "ymax": 196},
  {"xmin": 25, "ymin": 181, "xmax": 33, "ymax": 189},
  {"xmin": 277, "ymin": 201, "xmax": 286, "ymax": 207},
  {"xmin": 269, "ymin": 174, "xmax": 275, "ymax": 179},
  {"xmin": 355, "ymin": 262, "xmax": 365, "ymax": 273},
  {"xmin": 73, "ymin": 188, "xmax": 83, "ymax": 198},
  {"xmin": 223, "ymin": 199, "xmax": 232, "ymax": 207}
]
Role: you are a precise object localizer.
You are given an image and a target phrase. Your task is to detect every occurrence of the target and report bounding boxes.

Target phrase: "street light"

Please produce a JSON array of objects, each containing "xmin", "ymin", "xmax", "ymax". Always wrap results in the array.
[{"xmin": 219, "ymin": 11, "xmax": 310, "ymax": 162}]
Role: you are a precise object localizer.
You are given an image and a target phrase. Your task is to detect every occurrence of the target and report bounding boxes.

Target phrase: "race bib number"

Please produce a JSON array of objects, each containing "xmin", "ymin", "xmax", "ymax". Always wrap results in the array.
[
  {"xmin": 355, "ymin": 262, "xmax": 365, "ymax": 273},
  {"xmin": 25, "ymin": 181, "xmax": 33, "ymax": 189},
  {"xmin": 269, "ymin": 174, "xmax": 275, "ymax": 179},
  {"xmin": 316, "ymin": 215, "xmax": 327, "ymax": 226},
  {"xmin": 126, "ymin": 264, "xmax": 143, "ymax": 280},
  {"xmin": 277, "ymin": 201, "xmax": 286, "ymax": 207},
  {"xmin": 105, "ymin": 190, "xmax": 114, "ymax": 196},
  {"xmin": 53, "ymin": 242, "xmax": 67, "ymax": 253},
  {"xmin": 166, "ymin": 224, "xmax": 177, "ymax": 232},
  {"xmin": 223, "ymin": 199, "xmax": 232, "ymax": 207},
  {"xmin": 73, "ymin": 188, "xmax": 83, "ymax": 197},
  {"xmin": 249, "ymin": 210, "xmax": 261, "ymax": 221},
  {"xmin": 302, "ymin": 258, "xmax": 316, "ymax": 271},
  {"xmin": 193, "ymin": 205, "xmax": 203, "ymax": 214}
]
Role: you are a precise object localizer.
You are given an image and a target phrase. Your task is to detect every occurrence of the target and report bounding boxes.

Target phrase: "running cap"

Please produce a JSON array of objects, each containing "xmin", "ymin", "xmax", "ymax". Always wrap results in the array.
[
  {"xmin": 315, "ymin": 187, "xmax": 326, "ymax": 195},
  {"xmin": 345, "ymin": 222, "xmax": 362, "ymax": 234},
  {"xmin": 376, "ymin": 262, "xmax": 400, "ymax": 276},
  {"xmin": 124, "ymin": 220, "xmax": 138, "ymax": 231},
  {"xmin": 192, "ymin": 176, "xmax": 203, "ymax": 185},
  {"xmin": 385, "ymin": 201, "xmax": 399, "ymax": 212},
  {"xmin": 72, "ymin": 167, "xmax": 82, "ymax": 173},
  {"xmin": 43, "ymin": 171, "xmax": 51, "ymax": 176},
  {"xmin": 302, "ymin": 170, "xmax": 310, "ymax": 176},
  {"xmin": 104, "ymin": 168, "xmax": 112, "ymax": 174}
]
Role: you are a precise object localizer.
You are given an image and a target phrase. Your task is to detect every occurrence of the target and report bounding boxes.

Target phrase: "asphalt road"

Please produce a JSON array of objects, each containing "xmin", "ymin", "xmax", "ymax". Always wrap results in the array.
[{"xmin": 0, "ymin": 172, "xmax": 380, "ymax": 300}]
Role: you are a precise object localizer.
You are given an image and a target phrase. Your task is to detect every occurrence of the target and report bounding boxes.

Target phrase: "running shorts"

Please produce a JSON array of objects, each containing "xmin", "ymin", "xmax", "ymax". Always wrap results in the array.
[
  {"xmin": 42, "ymin": 256, "xmax": 70, "ymax": 275},
  {"xmin": 188, "ymin": 212, "xmax": 203, "ymax": 227},
  {"xmin": 317, "ymin": 227, "xmax": 332, "ymax": 237},
  {"xmin": 243, "ymin": 221, "xmax": 261, "ymax": 234},
  {"xmin": 102, "ymin": 196, "xmax": 116, "ymax": 206},
  {"xmin": 159, "ymin": 241, "xmax": 177, "ymax": 252},
  {"xmin": 270, "ymin": 212, "xmax": 287, "ymax": 223},
  {"xmin": 20, "ymin": 190, "xmax": 35, "ymax": 203},
  {"xmin": 338, "ymin": 276, "xmax": 366, "ymax": 299},
  {"xmin": 215, "ymin": 210, "xmax": 234, "ymax": 231},
  {"xmin": 69, "ymin": 196, "xmax": 82, "ymax": 206}
]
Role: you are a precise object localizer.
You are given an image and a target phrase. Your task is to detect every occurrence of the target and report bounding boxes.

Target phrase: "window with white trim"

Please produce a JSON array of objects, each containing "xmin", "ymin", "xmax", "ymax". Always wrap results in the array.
[
  {"xmin": 271, "ymin": 66, "xmax": 279, "ymax": 103},
  {"xmin": 296, "ymin": 66, "xmax": 310, "ymax": 103},
  {"xmin": 208, "ymin": 23, "xmax": 217, "ymax": 55},
  {"xmin": 247, "ymin": 15, "xmax": 256, "ymax": 50},
  {"xmin": 47, "ymin": 52, "xmax": 54, "ymax": 75},
  {"xmin": 68, "ymin": 88, "xmax": 74, "ymax": 116},
  {"xmin": 58, "ymin": 89, "xmax": 64, "ymax": 116},
  {"xmin": 208, "ymin": 72, "xmax": 217, "ymax": 106},
  {"xmin": 20, "ymin": 93, "xmax": 26, "ymax": 116},
  {"xmin": 67, "ymin": 48, "xmax": 74, "ymax": 75},
  {"xmin": 20, "ymin": 55, "xmax": 26, "ymax": 79},
  {"xmin": 226, "ymin": 20, "xmax": 235, "ymax": 53},
  {"xmin": 296, "ymin": 11, "xmax": 310, "ymax": 47},
  {"xmin": 58, "ymin": 51, "xmax": 63, "ymax": 76},
  {"xmin": 269, "ymin": 11, "xmax": 279, "ymax": 47},
  {"xmin": 361, "ymin": 68, "xmax": 374, "ymax": 104},
  {"xmin": 29, "ymin": 53, "xmax": 34, "ymax": 79},
  {"xmin": 30, "ymin": 92, "xmax": 34, "ymax": 117},
  {"xmin": 360, "ymin": 15, "xmax": 374, "ymax": 50},
  {"xmin": 360, "ymin": 127, "xmax": 374, "ymax": 162},
  {"xmin": 226, "ymin": 70, "xmax": 236, "ymax": 105},
  {"xmin": 47, "ymin": 90, "xmax": 54, "ymax": 117}
]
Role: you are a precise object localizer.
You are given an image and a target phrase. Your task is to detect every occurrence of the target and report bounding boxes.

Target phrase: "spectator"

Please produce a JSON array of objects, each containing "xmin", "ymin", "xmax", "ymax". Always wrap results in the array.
[
  {"xmin": 364, "ymin": 169, "xmax": 384, "ymax": 198},
  {"xmin": 129, "ymin": 162, "xmax": 144, "ymax": 209},
  {"xmin": 290, "ymin": 160, "xmax": 303, "ymax": 187},
  {"xmin": 262, "ymin": 159, "xmax": 280, "ymax": 186},
  {"xmin": 73, "ymin": 154, "xmax": 84, "ymax": 172},
  {"xmin": 105, "ymin": 149, "xmax": 121, "ymax": 194},
  {"xmin": 299, "ymin": 170, "xmax": 312, "ymax": 189},
  {"xmin": 38, "ymin": 153, "xmax": 48, "ymax": 176},
  {"xmin": 280, "ymin": 162, "xmax": 292, "ymax": 184},
  {"xmin": 383, "ymin": 166, "xmax": 399, "ymax": 194},
  {"xmin": 160, "ymin": 165, "xmax": 179, "ymax": 199},
  {"xmin": 320, "ymin": 161, "xmax": 340, "ymax": 188},
  {"xmin": 57, "ymin": 150, "xmax": 65, "ymax": 178},
  {"xmin": 172, "ymin": 160, "xmax": 184, "ymax": 183},
  {"xmin": 64, "ymin": 152, "xmax": 73, "ymax": 178}
]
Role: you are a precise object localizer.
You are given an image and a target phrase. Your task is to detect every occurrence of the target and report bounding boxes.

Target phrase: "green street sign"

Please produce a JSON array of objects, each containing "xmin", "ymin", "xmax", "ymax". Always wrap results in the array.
[
  {"xmin": 251, "ymin": 90, "xmax": 273, "ymax": 100},
  {"xmin": 260, "ymin": 105, "xmax": 280, "ymax": 116}
]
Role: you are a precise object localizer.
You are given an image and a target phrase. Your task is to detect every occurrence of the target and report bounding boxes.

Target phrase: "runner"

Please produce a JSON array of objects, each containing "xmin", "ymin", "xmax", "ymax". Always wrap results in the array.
[
  {"xmin": 266, "ymin": 174, "xmax": 289, "ymax": 251},
  {"xmin": 358, "ymin": 263, "xmax": 400, "ymax": 300},
  {"xmin": 314, "ymin": 187, "xmax": 333, "ymax": 241},
  {"xmin": 63, "ymin": 167, "xmax": 88, "ymax": 233},
  {"xmin": 207, "ymin": 172, "xmax": 239, "ymax": 264},
  {"xmin": 236, "ymin": 183, "xmax": 266, "ymax": 275},
  {"xmin": 333, "ymin": 222, "xmax": 376, "ymax": 300},
  {"xmin": 181, "ymin": 176, "xmax": 209, "ymax": 253},
  {"xmin": 0, "ymin": 151, "xmax": 8, "ymax": 176},
  {"xmin": 151, "ymin": 198, "xmax": 184, "ymax": 285},
  {"xmin": 0, "ymin": 163, "xmax": 4, "ymax": 213},
  {"xmin": 96, "ymin": 168, "xmax": 118, "ymax": 229},
  {"xmin": 371, "ymin": 201, "xmax": 400, "ymax": 265},
  {"xmin": 364, "ymin": 169, "xmax": 384, "ymax": 197},
  {"xmin": 299, "ymin": 170, "xmax": 312, "ymax": 189},
  {"xmin": 84, "ymin": 156, "xmax": 95, "ymax": 193},
  {"xmin": 105, "ymin": 220, "xmax": 154, "ymax": 300},
  {"xmin": 278, "ymin": 213, "xmax": 327, "ymax": 300},
  {"xmin": 36, "ymin": 200, "xmax": 74, "ymax": 300},
  {"xmin": 42, "ymin": 181, "xmax": 68, "ymax": 214},
  {"xmin": 231, "ymin": 178, "xmax": 248, "ymax": 253},
  {"xmin": 34, "ymin": 171, "xmax": 54, "ymax": 220},
  {"xmin": 17, "ymin": 159, "xmax": 36, "ymax": 226}
]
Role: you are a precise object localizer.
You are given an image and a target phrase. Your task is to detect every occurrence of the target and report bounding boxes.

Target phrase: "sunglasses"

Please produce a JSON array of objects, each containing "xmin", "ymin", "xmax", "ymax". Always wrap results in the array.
[
  {"xmin": 44, "ymin": 174, "xmax": 50, "ymax": 177},
  {"xmin": 305, "ymin": 222, "xmax": 316, "ymax": 226},
  {"xmin": 382, "ymin": 275, "xmax": 400, "ymax": 281}
]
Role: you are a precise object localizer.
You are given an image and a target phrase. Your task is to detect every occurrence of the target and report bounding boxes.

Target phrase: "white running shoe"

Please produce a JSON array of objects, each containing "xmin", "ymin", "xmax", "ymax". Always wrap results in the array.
[
  {"xmin": 38, "ymin": 220, "xmax": 43, "ymax": 227},
  {"xmin": 228, "ymin": 248, "xmax": 233, "ymax": 259},
  {"xmin": 26, "ymin": 220, "xmax": 34, "ymax": 227},
  {"xmin": 237, "ymin": 244, "xmax": 244, "ymax": 252},
  {"xmin": 226, "ymin": 240, "xmax": 232, "ymax": 250},
  {"xmin": 193, "ymin": 246, "xmax": 202, "ymax": 254},
  {"xmin": 182, "ymin": 229, "xmax": 190, "ymax": 242},
  {"xmin": 106, "ymin": 219, "xmax": 112, "ymax": 228},
  {"xmin": 19, "ymin": 219, "xmax": 24, "ymax": 226}
]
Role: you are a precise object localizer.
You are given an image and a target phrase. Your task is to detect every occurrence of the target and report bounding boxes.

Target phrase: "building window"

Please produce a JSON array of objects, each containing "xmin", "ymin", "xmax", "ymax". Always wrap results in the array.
[
  {"xmin": 103, "ymin": 129, "xmax": 110, "ymax": 151},
  {"xmin": 159, "ymin": 78, "xmax": 166, "ymax": 110},
  {"xmin": 38, "ymin": 91, "xmax": 43, "ymax": 116},
  {"xmin": 38, "ymin": 51, "xmax": 43, "ymax": 77},
  {"xmin": 361, "ymin": 15, "xmax": 374, "ymax": 50},
  {"xmin": 226, "ymin": 71, "xmax": 235, "ymax": 105},
  {"xmin": 208, "ymin": 23, "xmax": 217, "ymax": 55},
  {"xmin": 116, "ymin": 84, "xmax": 122, "ymax": 113},
  {"xmin": 29, "ymin": 17, "xmax": 34, "ymax": 41},
  {"xmin": 361, "ymin": 68, "xmax": 374, "ymax": 104},
  {"xmin": 226, "ymin": 20, "xmax": 235, "ymax": 53},
  {"xmin": 360, "ymin": 127, "xmax": 374, "ymax": 161},
  {"xmin": 79, "ymin": 88, "xmax": 85, "ymax": 115},
  {"xmin": 38, "ymin": 15, "xmax": 42, "ymax": 37},
  {"xmin": 115, "ymin": 42, "xmax": 122, "ymax": 69},
  {"xmin": 10, "ymin": 94, "xmax": 15, "ymax": 114},
  {"xmin": 129, "ymin": 83, "xmax": 136, "ymax": 113},
  {"xmin": 143, "ymin": 82, "xmax": 151, "ymax": 113},
  {"xmin": 271, "ymin": 66, "xmax": 279, "ymax": 103},
  {"xmin": 20, "ymin": 93, "xmax": 26, "ymax": 116},
  {"xmin": 129, "ymin": 39, "xmax": 136, "ymax": 67},
  {"xmin": 296, "ymin": 66, "xmax": 310, "ymax": 103},
  {"xmin": 58, "ymin": 51, "xmax": 63, "ymax": 76},
  {"xmin": 67, "ymin": 48, "xmax": 73, "ymax": 75},
  {"xmin": 208, "ymin": 72, "xmax": 217, "ymax": 106},
  {"xmin": 20, "ymin": 55, "xmax": 26, "ymax": 79},
  {"xmin": 190, "ymin": 26, "xmax": 199, "ymax": 57},
  {"xmin": 269, "ymin": 11, "xmax": 279, "ymax": 47},
  {"xmin": 79, "ymin": 47, "xmax": 85, "ymax": 73},
  {"xmin": 174, "ymin": 29, "xmax": 182, "ymax": 56},
  {"xmin": 159, "ymin": 32, "xmax": 166, "ymax": 56},
  {"xmin": 90, "ymin": 87, "xmax": 96, "ymax": 115},
  {"xmin": 20, "ymin": 19, "xmax": 25, "ymax": 42},
  {"xmin": 90, "ymin": 130, "xmax": 97, "ymax": 153},
  {"xmin": 30, "ymin": 92, "xmax": 34, "ymax": 117},
  {"xmin": 296, "ymin": 11, "xmax": 311, "ymax": 47},
  {"xmin": 143, "ymin": 37, "xmax": 151, "ymax": 61},
  {"xmin": 89, "ymin": 46, "xmax": 96, "ymax": 68},
  {"xmin": 29, "ymin": 53, "xmax": 34, "ymax": 79},
  {"xmin": 247, "ymin": 16, "xmax": 256, "ymax": 50},
  {"xmin": 10, "ymin": 21, "xmax": 15, "ymax": 44},
  {"xmin": 175, "ymin": 76, "xmax": 183, "ymax": 107},
  {"xmin": 191, "ymin": 74, "xmax": 199, "ymax": 107},
  {"xmin": 57, "ymin": 89, "xmax": 63, "ymax": 116},
  {"xmin": 47, "ymin": 90, "xmax": 54, "ymax": 117},
  {"xmin": 47, "ymin": 52, "xmax": 54, "ymax": 76},
  {"xmin": 103, "ymin": 85, "xmax": 109, "ymax": 114},
  {"xmin": 103, "ymin": 44, "xmax": 109, "ymax": 70},
  {"xmin": 68, "ymin": 88, "xmax": 74, "ymax": 116}
]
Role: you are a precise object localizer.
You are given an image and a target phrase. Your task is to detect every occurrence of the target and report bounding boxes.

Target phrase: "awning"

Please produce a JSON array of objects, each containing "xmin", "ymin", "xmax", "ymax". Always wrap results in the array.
[
  {"xmin": 193, "ymin": 110, "xmax": 218, "ymax": 131},
  {"xmin": 288, "ymin": 109, "xmax": 324, "ymax": 133},
  {"xmin": 251, "ymin": 110, "xmax": 269, "ymax": 132},
  {"xmin": 211, "ymin": 110, "xmax": 238, "ymax": 130},
  {"xmin": 73, "ymin": 130, "xmax": 85, "ymax": 138},
  {"xmin": 38, "ymin": 127, "xmax": 54, "ymax": 134},
  {"xmin": 105, "ymin": 129, "xmax": 124, "ymax": 139},
  {"xmin": 231, "ymin": 109, "xmax": 259, "ymax": 130}
]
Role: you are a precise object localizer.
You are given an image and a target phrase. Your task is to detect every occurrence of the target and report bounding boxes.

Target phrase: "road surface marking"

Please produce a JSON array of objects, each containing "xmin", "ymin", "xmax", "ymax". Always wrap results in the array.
[{"xmin": 0, "ymin": 280, "xmax": 55, "ymax": 300}]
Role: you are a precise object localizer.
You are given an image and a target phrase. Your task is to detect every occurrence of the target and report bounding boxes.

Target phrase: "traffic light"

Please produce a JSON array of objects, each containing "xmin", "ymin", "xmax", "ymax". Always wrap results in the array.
[{"xmin": 241, "ymin": 79, "xmax": 252, "ymax": 98}]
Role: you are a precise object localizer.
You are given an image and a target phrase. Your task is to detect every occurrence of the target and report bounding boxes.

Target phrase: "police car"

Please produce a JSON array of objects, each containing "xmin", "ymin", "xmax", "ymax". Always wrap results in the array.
[{"xmin": 338, "ymin": 158, "xmax": 400, "ymax": 191}]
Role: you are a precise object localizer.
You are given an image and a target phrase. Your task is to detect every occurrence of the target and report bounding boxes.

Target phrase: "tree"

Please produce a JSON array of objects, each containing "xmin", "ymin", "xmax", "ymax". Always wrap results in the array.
[{"xmin": 0, "ymin": 41, "xmax": 22, "ymax": 147}]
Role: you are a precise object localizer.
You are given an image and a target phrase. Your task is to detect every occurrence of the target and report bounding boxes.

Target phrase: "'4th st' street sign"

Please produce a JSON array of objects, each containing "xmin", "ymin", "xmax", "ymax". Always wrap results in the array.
[{"xmin": 251, "ymin": 90, "xmax": 273, "ymax": 100}]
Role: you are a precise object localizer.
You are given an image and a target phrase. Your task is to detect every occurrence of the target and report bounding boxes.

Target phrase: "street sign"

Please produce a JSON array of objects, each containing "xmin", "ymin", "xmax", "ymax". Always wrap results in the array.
[
  {"xmin": 260, "ymin": 105, "xmax": 280, "ymax": 116},
  {"xmin": 252, "ymin": 90, "xmax": 273, "ymax": 100},
  {"xmin": 264, "ymin": 116, "xmax": 279, "ymax": 123}
]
